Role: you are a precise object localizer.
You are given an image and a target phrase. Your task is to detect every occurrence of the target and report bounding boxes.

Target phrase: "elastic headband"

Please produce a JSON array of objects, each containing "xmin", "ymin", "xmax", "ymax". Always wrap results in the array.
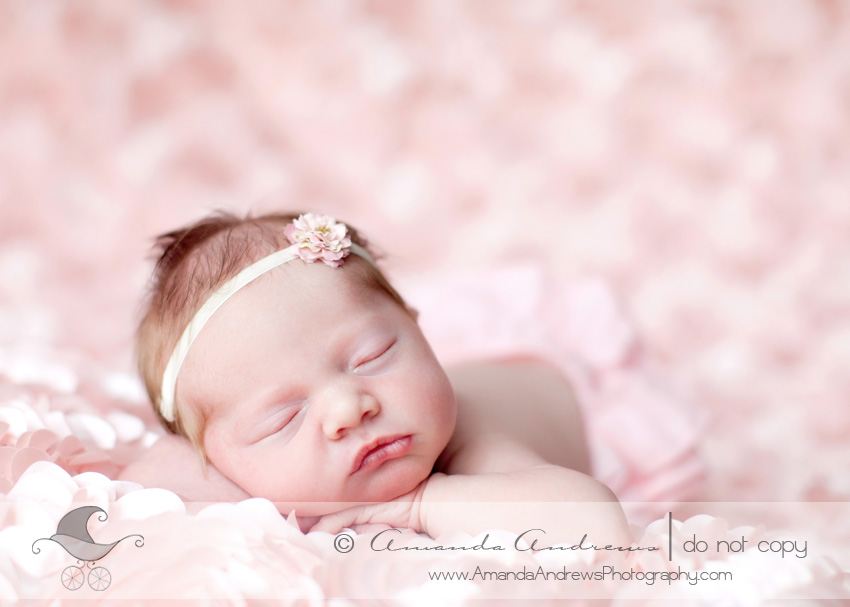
[{"xmin": 158, "ymin": 213, "xmax": 375, "ymax": 422}]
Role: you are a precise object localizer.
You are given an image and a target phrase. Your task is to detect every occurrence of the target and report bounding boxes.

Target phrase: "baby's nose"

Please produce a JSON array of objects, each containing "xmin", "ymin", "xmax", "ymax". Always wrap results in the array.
[{"xmin": 320, "ymin": 385, "xmax": 380, "ymax": 440}]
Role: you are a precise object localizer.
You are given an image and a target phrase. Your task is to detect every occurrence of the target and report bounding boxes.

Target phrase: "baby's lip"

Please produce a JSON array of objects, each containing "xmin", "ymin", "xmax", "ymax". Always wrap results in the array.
[{"xmin": 351, "ymin": 434, "xmax": 411, "ymax": 474}]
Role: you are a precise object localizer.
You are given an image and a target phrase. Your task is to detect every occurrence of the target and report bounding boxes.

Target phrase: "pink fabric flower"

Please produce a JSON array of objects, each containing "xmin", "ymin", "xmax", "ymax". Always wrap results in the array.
[{"xmin": 284, "ymin": 214, "xmax": 352, "ymax": 268}]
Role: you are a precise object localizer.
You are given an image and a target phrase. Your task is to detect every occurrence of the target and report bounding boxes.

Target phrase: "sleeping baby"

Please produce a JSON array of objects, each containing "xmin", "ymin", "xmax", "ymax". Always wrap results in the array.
[{"xmin": 120, "ymin": 212, "xmax": 630, "ymax": 545}]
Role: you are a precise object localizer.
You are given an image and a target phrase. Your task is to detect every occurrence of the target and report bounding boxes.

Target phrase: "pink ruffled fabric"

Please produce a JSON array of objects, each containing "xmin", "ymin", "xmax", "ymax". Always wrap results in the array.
[{"xmin": 0, "ymin": 347, "xmax": 155, "ymax": 492}]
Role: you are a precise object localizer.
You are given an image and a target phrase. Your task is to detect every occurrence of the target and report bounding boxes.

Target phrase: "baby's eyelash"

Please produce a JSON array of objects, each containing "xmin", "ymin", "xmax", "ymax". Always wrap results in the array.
[
  {"xmin": 253, "ymin": 405, "xmax": 305, "ymax": 443},
  {"xmin": 274, "ymin": 409, "xmax": 299, "ymax": 430},
  {"xmin": 354, "ymin": 340, "xmax": 396, "ymax": 369}
]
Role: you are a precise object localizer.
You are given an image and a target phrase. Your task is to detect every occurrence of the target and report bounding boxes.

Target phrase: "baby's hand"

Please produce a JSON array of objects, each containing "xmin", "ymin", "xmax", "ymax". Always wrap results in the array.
[{"xmin": 308, "ymin": 476, "xmax": 438, "ymax": 534}]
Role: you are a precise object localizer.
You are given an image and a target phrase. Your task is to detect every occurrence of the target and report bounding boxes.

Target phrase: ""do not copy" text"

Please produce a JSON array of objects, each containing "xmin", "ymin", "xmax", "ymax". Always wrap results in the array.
[{"xmin": 683, "ymin": 535, "xmax": 807, "ymax": 559}]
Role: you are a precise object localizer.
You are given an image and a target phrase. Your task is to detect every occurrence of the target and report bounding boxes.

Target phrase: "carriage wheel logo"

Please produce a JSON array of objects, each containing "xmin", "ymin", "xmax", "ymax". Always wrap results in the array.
[{"xmin": 32, "ymin": 506, "xmax": 144, "ymax": 591}]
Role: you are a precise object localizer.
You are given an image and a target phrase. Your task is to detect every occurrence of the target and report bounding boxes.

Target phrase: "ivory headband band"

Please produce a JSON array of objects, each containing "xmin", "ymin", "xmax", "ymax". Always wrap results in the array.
[{"xmin": 158, "ymin": 214, "xmax": 375, "ymax": 422}]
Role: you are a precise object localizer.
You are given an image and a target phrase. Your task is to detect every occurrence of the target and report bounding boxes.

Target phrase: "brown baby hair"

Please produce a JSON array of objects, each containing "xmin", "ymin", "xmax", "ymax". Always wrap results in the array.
[{"xmin": 135, "ymin": 210, "xmax": 408, "ymax": 458}]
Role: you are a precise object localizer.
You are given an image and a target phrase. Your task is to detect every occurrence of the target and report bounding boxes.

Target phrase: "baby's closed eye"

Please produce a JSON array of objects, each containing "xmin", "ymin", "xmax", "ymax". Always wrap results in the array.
[
  {"xmin": 351, "ymin": 339, "xmax": 396, "ymax": 373},
  {"xmin": 250, "ymin": 403, "xmax": 306, "ymax": 443}
]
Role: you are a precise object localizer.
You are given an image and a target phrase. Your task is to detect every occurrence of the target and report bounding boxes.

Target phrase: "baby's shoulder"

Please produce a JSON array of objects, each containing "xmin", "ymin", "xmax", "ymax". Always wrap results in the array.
[
  {"xmin": 446, "ymin": 358, "xmax": 575, "ymax": 405},
  {"xmin": 439, "ymin": 358, "xmax": 589, "ymax": 475},
  {"xmin": 446, "ymin": 358, "xmax": 579, "ymax": 429}
]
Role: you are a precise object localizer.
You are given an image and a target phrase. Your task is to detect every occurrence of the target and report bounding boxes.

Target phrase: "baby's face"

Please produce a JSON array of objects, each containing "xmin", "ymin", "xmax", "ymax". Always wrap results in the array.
[{"xmin": 176, "ymin": 260, "xmax": 456, "ymax": 515}]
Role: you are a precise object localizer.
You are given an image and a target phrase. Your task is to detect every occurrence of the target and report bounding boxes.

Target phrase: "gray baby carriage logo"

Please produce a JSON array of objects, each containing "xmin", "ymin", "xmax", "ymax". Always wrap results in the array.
[{"xmin": 31, "ymin": 506, "xmax": 144, "ymax": 591}]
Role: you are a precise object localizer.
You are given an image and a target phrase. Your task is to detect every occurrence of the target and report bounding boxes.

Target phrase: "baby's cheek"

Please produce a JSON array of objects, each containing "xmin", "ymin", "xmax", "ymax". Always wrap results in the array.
[{"xmin": 430, "ymin": 373, "xmax": 458, "ymax": 428}]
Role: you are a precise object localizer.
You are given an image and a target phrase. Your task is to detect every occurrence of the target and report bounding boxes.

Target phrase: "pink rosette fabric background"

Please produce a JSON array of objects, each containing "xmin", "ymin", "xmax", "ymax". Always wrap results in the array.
[{"xmin": 1, "ymin": 0, "xmax": 849, "ymax": 603}]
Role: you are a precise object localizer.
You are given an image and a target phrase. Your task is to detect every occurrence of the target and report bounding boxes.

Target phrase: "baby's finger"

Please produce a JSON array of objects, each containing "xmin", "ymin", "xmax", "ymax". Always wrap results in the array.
[
  {"xmin": 291, "ymin": 513, "xmax": 320, "ymax": 533},
  {"xmin": 309, "ymin": 508, "xmax": 363, "ymax": 534}
]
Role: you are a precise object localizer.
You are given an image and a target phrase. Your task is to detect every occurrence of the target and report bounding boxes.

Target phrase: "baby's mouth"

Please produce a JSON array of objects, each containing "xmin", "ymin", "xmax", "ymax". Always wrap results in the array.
[{"xmin": 351, "ymin": 435, "xmax": 412, "ymax": 474}]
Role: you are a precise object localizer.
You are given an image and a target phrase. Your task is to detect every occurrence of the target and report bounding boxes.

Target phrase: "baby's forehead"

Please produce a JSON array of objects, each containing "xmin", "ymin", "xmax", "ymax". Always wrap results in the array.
[{"xmin": 197, "ymin": 258, "xmax": 397, "ymax": 348}]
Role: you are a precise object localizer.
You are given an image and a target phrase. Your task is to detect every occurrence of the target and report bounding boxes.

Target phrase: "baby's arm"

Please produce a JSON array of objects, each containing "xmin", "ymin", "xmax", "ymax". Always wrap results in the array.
[
  {"xmin": 313, "ymin": 445, "xmax": 630, "ymax": 547},
  {"xmin": 419, "ymin": 466, "xmax": 630, "ymax": 546},
  {"xmin": 119, "ymin": 434, "xmax": 251, "ymax": 502}
]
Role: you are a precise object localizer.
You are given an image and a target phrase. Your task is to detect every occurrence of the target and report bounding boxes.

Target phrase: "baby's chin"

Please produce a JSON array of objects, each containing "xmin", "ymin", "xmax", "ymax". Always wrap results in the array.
[
  {"xmin": 345, "ymin": 455, "xmax": 434, "ymax": 504},
  {"xmin": 367, "ymin": 468, "xmax": 430, "ymax": 502}
]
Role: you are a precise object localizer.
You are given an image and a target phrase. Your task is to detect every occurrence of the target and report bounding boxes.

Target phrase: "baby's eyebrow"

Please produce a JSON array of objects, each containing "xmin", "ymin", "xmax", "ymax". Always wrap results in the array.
[
  {"xmin": 247, "ymin": 386, "xmax": 299, "ymax": 419},
  {"xmin": 221, "ymin": 385, "xmax": 282, "ymax": 437},
  {"xmin": 336, "ymin": 315, "xmax": 394, "ymax": 356}
]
